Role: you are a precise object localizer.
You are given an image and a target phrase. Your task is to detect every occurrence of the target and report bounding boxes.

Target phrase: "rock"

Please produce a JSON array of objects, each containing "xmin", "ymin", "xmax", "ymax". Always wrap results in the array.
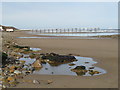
[
  {"xmin": 68, "ymin": 63, "xmax": 75, "ymax": 66},
  {"xmin": 7, "ymin": 76, "xmax": 15, "ymax": 82},
  {"xmin": 73, "ymin": 66, "xmax": 86, "ymax": 70},
  {"xmin": 7, "ymin": 45, "xmax": 10, "ymax": 48},
  {"xmin": 45, "ymin": 68, "xmax": 48, "ymax": 70},
  {"xmin": 75, "ymin": 71, "xmax": 86, "ymax": 76},
  {"xmin": 41, "ymin": 60, "xmax": 47, "ymax": 64},
  {"xmin": 13, "ymin": 48, "xmax": 20, "ymax": 52},
  {"xmin": 14, "ymin": 70, "xmax": 22, "ymax": 75},
  {"xmin": 10, "ymin": 69, "xmax": 15, "ymax": 73},
  {"xmin": 71, "ymin": 66, "xmax": 88, "ymax": 76},
  {"xmin": 29, "ymin": 53, "xmax": 36, "ymax": 58},
  {"xmin": 89, "ymin": 67, "xmax": 94, "ymax": 69},
  {"xmin": 47, "ymin": 80, "xmax": 53, "ymax": 84},
  {"xmin": 25, "ymin": 71, "xmax": 32, "ymax": 75},
  {"xmin": 41, "ymin": 53, "xmax": 77, "ymax": 63},
  {"xmin": 89, "ymin": 70, "xmax": 100, "ymax": 76},
  {"xmin": 85, "ymin": 62, "xmax": 89, "ymax": 64},
  {"xmin": 51, "ymin": 72, "xmax": 54, "ymax": 74},
  {"xmin": 9, "ymin": 65, "xmax": 15, "ymax": 69},
  {"xmin": 32, "ymin": 60, "xmax": 42, "ymax": 68},
  {"xmin": 19, "ymin": 60, "xmax": 26, "ymax": 64},
  {"xmin": 13, "ymin": 45, "xmax": 30, "ymax": 50},
  {"xmin": 33, "ymin": 79, "xmax": 40, "ymax": 84},
  {"xmin": 1, "ymin": 52, "xmax": 8, "ymax": 65}
]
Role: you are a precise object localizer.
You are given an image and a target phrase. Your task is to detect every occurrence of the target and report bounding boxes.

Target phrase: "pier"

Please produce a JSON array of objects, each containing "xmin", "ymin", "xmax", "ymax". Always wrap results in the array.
[{"xmin": 31, "ymin": 28, "xmax": 118, "ymax": 33}]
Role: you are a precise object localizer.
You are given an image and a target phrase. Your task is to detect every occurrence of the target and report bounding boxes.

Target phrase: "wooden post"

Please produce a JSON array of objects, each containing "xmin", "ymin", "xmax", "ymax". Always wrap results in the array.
[
  {"xmin": 68, "ymin": 28, "xmax": 69, "ymax": 33},
  {"xmin": 56, "ymin": 29, "xmax": 57, "ymax": 33},
  {"xmin": 40, "ymin": 30, "xmax": 41, "ymax": 33},
  {"xmin": 64, "ymin": 29, "xmax": 65, "ymax": 33},
  {"xmin": 79, "ymin": 28, "xmax": 81, "ymax": 32},
  {"xmin": 48, "ymin": 29, "xmax": 49, "ymax": 33},
  {"xmin": 51, "ymin": 29, "xmax": 53, "ymax": 33},
  {"xmin": 72, "ymin": 28, "xmax": 73, "ymax": 33}
]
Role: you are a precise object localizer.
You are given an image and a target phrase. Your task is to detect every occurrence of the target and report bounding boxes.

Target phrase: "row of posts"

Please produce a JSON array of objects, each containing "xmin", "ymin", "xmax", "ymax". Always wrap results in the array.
[{"xmin": 31, "ymin": 28, "xmax": 101, "ymax": 33}]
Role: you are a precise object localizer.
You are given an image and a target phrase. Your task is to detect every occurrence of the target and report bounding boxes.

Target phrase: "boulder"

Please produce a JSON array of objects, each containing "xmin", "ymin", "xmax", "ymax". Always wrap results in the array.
[
  {"xmin": 32, "ymin": 60, "xmax": 42, "ymax": 68},
  {"xmin": 71, "ymin": 66, "xmax": 88, "ymax": 76},
  {"xmin": 41, "ymin": 53, "xmax": 77, "ymax": 63}
]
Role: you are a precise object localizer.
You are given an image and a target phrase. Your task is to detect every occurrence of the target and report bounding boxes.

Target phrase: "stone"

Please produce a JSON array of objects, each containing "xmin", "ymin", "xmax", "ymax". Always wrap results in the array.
[
  {"xmin": 1, "ymin": 52, "xmax": 8, "ymax": 65},
  {"xmin": 89, "ymin": 67, "xmax": 94, "ymax": 69},
  {"xmin": 13, "ymin": 48, "xmax": 20, "ymax": 52},
  {"xmin": 33, "ymin": 79, "xmax": 40, "ymax": 84},
  {"xmin": 19, "ymin": 60, "xmax": 26, "ymax": 64},
  {"xmin": 85, "ymin": 62, "xmax": 89, "ymax": 64},
  {"xmin": 32, "ymin": 60, "xmax": 42, "ymax": 68},
  {"xmin": 68, "ymin": 63, "xmax": 75, "ymax": 66},
  {"xmin": 89, "ymin": 70, "xmax": 100, "ymax": 76},
  {"xmin": 14, "ymin": 70, "xmax": 22, "ymax": 75},
  {"xmin": 71, "ymin": 66, "xmax": 88, "ymax": 76},
  {"xmin": 7, "ymin": 77, "xmax": 15, "ymax": 82},
  {"xmin": 13, "ymin": 45, "xmax": 30, "ymax": 50},
  {"xmin": 29, "ymin": 53, "xmax": 36, "ymax": 58},
  {"xmin": 45, "ymin": 68, "xmax": 48, "ymax": 70},
  {"xmin": 41, "ymin": 53, "xmax": 77, "ymax": 63},
  {"xmin": 73, "ymin": 66, "xmax": 86, "ymax": 70},
  {"xmin": 10, "ymin": 69, "xmax": 15, "ymax": 73},
  {"xmin": 47, "ymin": 80, "xmax": 53, "ymax": 84},
  {"xmin": 9, "ymin": 66, "xmax": 15, "ymax": 69}
]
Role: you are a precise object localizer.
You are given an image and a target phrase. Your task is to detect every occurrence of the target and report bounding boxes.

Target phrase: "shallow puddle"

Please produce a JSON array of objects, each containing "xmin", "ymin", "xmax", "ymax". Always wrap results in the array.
[
  {"xmin": 30, "ymin": 48, "xmax": 41, "ymax": 51},
  {"xmin": 17, "ymin": 36, "xmax": 111, "ymax": 39},
  {"xmin": 19, "ymin": 54, "xmax": 106, "ymax": 76}
]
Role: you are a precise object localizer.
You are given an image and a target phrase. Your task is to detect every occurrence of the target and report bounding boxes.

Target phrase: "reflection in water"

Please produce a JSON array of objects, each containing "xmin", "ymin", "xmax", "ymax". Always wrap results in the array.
[{"xmin": 18, "ymin": 52, "xmax": 106, "ymax": 76}]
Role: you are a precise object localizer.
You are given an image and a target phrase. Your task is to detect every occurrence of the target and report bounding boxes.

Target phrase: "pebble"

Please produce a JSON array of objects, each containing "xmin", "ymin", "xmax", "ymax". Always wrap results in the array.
[
  {"xmin": 33, "ymin": 79, "xmax": 40, "ymax": 84},
  {"xmin": 47, "ymin": 80, "xmax": 53, "ymax": 84},
  {"xmin": 14, "ymin": 70, "xmax": 22, "ymax": 75}
]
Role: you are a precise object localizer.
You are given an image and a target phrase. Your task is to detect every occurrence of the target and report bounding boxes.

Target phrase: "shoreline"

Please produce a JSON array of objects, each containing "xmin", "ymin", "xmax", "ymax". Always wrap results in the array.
[{"xmin": 2, "ymin": 31, "xmax": 118, "ymax": 88}]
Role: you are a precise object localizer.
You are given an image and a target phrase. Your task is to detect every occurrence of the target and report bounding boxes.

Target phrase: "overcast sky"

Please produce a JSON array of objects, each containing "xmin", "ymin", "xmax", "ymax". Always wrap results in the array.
[{"xmin": 2, "ymin": 2, "xmax": 118, "ymax": 29}]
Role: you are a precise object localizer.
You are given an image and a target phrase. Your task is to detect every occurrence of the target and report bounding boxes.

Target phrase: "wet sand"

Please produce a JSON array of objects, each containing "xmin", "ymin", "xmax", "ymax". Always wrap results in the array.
[{"xmin": 2, "ymin": 31, "xmax": 118, "ymax": 88}]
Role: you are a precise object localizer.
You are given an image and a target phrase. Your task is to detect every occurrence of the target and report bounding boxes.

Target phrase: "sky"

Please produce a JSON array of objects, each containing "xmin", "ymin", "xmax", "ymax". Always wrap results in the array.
[{"xmin": 1, "ymin": 2, "xmax": 118, "ymax": 29}]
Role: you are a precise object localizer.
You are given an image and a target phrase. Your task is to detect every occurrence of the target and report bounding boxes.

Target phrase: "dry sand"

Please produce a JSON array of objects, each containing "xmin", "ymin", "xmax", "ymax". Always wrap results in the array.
[{"xmin": 2, "ymin": 31, "xmax": 118, "ymax": 88}]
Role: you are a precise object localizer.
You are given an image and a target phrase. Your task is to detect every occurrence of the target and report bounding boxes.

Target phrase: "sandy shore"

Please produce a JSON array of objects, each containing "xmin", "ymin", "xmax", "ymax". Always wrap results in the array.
[{"xmin": 2, "ymin": 31, "xmax": 118, "ymax": 88}]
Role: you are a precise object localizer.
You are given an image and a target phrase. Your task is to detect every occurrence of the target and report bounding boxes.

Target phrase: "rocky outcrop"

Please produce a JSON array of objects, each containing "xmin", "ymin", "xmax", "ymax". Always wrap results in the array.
[{"xmin": 41, "ymin": 53, "xmax": 77, "ymax": 65}]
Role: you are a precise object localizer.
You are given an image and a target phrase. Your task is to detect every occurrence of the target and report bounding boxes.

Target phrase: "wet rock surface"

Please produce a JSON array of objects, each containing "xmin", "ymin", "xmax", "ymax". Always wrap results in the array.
[
  {"xmin": 41, "ymin": 53, "xmax": 77, "ymax": 66},
  {"xmin": 71, "ymin": 66, "xmax": 101, "ymax": 76}
]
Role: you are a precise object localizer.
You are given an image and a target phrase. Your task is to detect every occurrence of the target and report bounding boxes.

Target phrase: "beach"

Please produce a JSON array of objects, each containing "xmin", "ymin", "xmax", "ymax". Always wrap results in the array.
[{"xmin": 2, "ymin": 31, "xmax": 118, "ymax": 88}]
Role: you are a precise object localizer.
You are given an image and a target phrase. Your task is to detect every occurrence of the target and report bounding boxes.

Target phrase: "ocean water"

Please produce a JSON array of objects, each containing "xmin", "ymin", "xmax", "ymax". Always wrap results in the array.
[{"xmin": 29, "ymin": 32, "xmax": 118, "ymax": 37}]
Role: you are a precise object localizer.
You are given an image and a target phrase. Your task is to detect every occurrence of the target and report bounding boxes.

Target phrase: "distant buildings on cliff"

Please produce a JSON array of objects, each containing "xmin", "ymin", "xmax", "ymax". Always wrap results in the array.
[{"xmin": 0, "ymin": 25, "xmax": 18, "ymax": 32}]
